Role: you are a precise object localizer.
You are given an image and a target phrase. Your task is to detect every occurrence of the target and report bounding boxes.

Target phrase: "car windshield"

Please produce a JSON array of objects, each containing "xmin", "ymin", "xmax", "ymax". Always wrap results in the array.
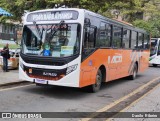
[
  {"xmin": 150, "ymin": 39, "xmax": 158, "ymax": 56},
  {"xmin": 9, "ymin": 51, "xmax": 15, "ymax": 57},
  {"xmin": 9, "ymin": 49, "xmax": 20, "ymax": 57},
  {"xmin": 22, "ymin": 23, "xmax": 81, "ymax": 57}
]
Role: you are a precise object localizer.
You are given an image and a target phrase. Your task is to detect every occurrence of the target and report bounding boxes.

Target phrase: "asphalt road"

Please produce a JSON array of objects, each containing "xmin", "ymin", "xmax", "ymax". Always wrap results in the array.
[{"xmin": 0, "ymin": 66, "xmax": 160, "ymax": 121}]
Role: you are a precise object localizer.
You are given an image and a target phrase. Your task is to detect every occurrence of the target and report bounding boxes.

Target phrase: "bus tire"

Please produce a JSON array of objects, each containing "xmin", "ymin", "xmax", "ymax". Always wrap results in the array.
[
  {"xmin": 89, "ymin": 69, "xmax": 102, "ymax": 93},
  {"xmin": 153, "ymin": 64, "xmax": 157, "ymax": 67},
  {"xmin": 130, "ymin": 63, "xmax": 138, "ymax": 80}
]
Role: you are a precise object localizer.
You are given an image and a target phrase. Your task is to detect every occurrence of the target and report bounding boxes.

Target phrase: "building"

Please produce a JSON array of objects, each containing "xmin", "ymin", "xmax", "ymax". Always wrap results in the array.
[
  {"xmin": 0, "ymin": 7, "xmax": 22, "ymax": 44},
  {"xmin": 0, "ymin": 23, "xmax": 16, "ymax": 40}
]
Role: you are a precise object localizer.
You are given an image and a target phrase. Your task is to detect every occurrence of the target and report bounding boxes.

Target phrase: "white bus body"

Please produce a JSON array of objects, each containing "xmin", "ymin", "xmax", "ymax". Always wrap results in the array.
[
  {"xmin": 20, "ymin": 8, "xmax": 85, "ymax": 87},
  {"xmin": 149, "ymin": 38, "xmax": 160, "ymax": 67}
]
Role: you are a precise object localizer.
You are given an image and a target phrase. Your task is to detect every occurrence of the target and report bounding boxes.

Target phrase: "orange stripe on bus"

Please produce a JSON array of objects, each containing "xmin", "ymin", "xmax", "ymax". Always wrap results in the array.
[{"xmin": 79, "ymin": 49, "xmax": 150, "ymax": 87}]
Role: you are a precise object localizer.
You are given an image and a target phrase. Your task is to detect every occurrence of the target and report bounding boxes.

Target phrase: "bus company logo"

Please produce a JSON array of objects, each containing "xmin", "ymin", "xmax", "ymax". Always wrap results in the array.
[
  {"xmin": 108, "ymin": 54, "xmax": 122, "ymax": 64},
  {"xmin": 43, "ymin": 72, "xmax": 57, "ymax": 77}
]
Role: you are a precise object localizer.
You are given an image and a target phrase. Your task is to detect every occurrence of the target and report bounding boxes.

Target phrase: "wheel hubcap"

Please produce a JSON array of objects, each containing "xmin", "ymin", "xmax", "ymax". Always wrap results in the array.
[
  {"xmin": 133, "ymin": 66, "xmax": 137, "ymax": 78},
  {"xmin": 95, "ymin": 73, "xmax": 101, "ymax": 87}
]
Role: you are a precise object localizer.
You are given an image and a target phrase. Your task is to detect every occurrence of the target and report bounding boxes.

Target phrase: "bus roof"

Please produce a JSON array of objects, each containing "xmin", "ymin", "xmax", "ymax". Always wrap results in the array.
[{"xmin": 25, "ymin": 8, "xmax": 148, "ymax": 34}]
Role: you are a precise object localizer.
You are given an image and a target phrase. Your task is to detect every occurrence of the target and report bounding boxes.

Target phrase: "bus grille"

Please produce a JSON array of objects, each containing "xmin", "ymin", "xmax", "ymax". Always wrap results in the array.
[
  {"xmin": 28, "ymin": 74, "xmax": 65, "ymax": 81},
  {"xmin": 23, "ymin": 66, "xmax": 66, "ymax": 81}
]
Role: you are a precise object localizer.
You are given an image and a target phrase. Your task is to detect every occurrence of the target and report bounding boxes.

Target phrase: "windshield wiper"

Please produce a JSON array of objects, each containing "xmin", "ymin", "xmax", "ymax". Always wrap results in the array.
[
  {"xmin": 33, "ymin": 21, "xmax": 42, "ymax": 40},
  {"xmin": 49, "ymin": 20, "xmax": 65, "ymax": 40}
]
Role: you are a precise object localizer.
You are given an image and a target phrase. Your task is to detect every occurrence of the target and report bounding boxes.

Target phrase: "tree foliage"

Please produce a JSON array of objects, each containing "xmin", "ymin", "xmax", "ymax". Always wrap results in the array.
[
  {"xmin": 0, "ymin": 0, "xmax": 160, "ymax": 37},
  {"xmin": 132, "ymin": 0, "xmax": 160, "ymax": 37},
  {"xmin": 134, "ymin": 17, "xmax": 160, "ymax": 38}
]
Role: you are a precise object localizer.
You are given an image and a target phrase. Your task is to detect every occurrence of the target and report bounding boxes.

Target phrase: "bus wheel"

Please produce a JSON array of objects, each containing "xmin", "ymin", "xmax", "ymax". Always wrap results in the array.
[
  {"xmin": 130, "ymin": 64, "xmax": 138, "ymax": 80},
  {"xmin": 90, "ymin": 69, "xmax": 102, "ymax": 92},
  {"xmin": 153, "ymin": 64, "xmax": 157, "ymax": 67}
]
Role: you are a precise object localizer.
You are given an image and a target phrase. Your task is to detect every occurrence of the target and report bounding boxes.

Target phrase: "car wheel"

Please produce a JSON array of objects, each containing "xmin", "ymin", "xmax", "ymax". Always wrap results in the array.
[
  {"xmin": 17, "ymin": 63, "xmax": 19, "ymax": 69},
  {"xmin": 0, "ymin": 65, "xmax": 3, "ymax": 70},
  {"xmin": 153, "ymin": 64, "xmax": 157, "ymax": 67}
]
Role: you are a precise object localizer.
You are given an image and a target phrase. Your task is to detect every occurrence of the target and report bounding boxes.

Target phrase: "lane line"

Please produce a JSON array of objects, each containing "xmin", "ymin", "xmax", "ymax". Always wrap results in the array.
[
  {"xmin": 106, "ymin": 83, "xmax": 160, "ymax": 121},
  {"xmin": 80, "ymin": 76, "xmax": 160, "ymax": 121},
  {"xmin": 0, "ymin": 84, "xmax": 35, "ymax": 92}
]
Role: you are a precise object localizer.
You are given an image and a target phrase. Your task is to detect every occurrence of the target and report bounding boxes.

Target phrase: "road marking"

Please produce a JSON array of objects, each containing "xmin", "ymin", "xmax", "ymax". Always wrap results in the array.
[
  {"xmin": 106, "ymin": 83, "xmax": 160, "ymax": 121},
  {"xmin": 80, "ymin": 76, "xmax": 160, "ymax": 121},
  {"xmin": 0, "ymin": 84, "xmax": 34, "ymax": 92}
]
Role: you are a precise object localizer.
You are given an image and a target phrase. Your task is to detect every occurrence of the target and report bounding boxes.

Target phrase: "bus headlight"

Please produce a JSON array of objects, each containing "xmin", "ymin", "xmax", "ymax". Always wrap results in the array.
[{"xmin": 66, "ymin": 64, "xmax": 78, "ymax": 75}]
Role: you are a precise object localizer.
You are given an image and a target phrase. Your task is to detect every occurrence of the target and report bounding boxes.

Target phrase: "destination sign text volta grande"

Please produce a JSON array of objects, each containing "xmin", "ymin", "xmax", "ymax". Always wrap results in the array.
[{"xmin": 27, "ymin": 11, "xmax": 79, "ymax": 22}]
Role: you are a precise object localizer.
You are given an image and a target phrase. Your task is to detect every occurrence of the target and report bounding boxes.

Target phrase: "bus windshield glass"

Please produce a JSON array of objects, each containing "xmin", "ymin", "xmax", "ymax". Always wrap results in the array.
[
  {"xmin": 150, "ymin": 39, "xmax": 158, "ymax": 56},
  {"xmin": 22, "ymin": 23, "xmax": 81, "ymax": 57}
]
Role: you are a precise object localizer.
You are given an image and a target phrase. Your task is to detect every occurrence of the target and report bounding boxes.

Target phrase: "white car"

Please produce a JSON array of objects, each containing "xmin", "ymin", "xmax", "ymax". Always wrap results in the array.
[{"xmin": 0, "ymin": 48, "xmax": 20, "ymax": 69}]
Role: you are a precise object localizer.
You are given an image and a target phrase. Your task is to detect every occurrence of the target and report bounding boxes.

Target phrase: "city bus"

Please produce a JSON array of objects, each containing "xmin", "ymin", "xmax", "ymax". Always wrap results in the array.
[
  {"xmin": 149, "ymin": 38, "xmax": 160, "ymax": 67},
  {"xmin": 19, "ymin": 8, "xmax": 150, "ymax": 92}
]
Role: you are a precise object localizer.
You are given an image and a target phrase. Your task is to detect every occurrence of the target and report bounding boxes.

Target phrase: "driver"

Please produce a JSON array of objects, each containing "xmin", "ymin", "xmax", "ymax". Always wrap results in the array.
[{"xmin": 41, "ymin": 43, "xmax": 51, "ymax": 56}]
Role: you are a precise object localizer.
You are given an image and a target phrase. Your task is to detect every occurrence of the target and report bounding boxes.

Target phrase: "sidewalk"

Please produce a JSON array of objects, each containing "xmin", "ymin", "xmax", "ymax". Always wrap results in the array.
[
  {"xmin": 0, "ymin": 68, "xmax": 24, "ymax": 85},
  {"xmin": 125, "ymin": 85, "xmax": 160, "ymax": 112},
  {"xmin": 112, "ymin": 84, "xmax": 160, "ymax": 121}
]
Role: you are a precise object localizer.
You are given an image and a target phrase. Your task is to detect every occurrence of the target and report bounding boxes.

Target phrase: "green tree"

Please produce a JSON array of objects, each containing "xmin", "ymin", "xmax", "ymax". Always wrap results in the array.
[
  {"xmin": 0, "ymin": 0, "xmax": 110, "ymax": 22},
  {"xmin": 133, "ymin": 17, "xmax": 160, "ymax": 38},
  {"xmin": 0, "ymin": 0, "xmax": 160, "ymax": 37},
  {"xmin": 133, "ymin": 20, "xmax": 152, "ymax": 32},
  {"xmin": 0, "ymin": 0, "xmax": 47, "ymax": 22},
  {"xmin": 132, "ymin": 0, "xmax": 160, "ymax": 37}
]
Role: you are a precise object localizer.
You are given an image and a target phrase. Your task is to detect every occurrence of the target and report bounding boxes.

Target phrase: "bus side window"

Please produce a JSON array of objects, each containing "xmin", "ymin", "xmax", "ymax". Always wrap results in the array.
[
  {"xmin": 131, "ymin": 31, "xmax": 137, "ymax": 49},
  {"xmin": 83, "ymin": 26, "xmax": 96, "ymax": 58},
  {"xmin": 112, "ymin": 25, "xmax": 122, "ymax": 48},
  {"xmin": 123, "ymin": 28, "xmax": 130, "ymax": 49},
  {"xmin": 84, "ymin": 27, "xmax": 89, "ymax": 48},
  {"xmin": 158, "ymin": 41, "xmax": 160, "ymax": 55},
  {"xmin": 138, "ymin": 33, "xmax": 143, "ymax": 49},
  {"xmin": 97, "ymin": 22, "xmax": 111, "ymax": 47},
  {"xmin": 144, "ymin": 34, "xmax": 150, "ymax": 49}
]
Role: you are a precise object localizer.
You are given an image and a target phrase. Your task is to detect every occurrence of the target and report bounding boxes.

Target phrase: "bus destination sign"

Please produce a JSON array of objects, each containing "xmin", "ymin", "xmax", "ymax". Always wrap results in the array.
[{"xmin": 27, "ymin": 11, "xmax": 79, "ymax": 22}]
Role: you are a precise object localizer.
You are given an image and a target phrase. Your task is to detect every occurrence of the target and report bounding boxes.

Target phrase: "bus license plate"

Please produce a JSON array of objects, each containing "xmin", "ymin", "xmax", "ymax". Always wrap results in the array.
[{"xmin": 35, "ymin": 79, "xmax": 47, "ymax": 84}]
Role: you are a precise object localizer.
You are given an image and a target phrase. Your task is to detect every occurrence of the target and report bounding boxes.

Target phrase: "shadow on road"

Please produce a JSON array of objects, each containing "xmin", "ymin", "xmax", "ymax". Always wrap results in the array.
[
  {"xmin": 149, "ymin": 65, "xmax": 160, "ymax": 68},
  {"xmin": 100, "ymin": 74, "xmax": 144, "ymax": 90},
  {"xmin": 21, "ymin": 74, "xmax": 144, "ymax": 99}
]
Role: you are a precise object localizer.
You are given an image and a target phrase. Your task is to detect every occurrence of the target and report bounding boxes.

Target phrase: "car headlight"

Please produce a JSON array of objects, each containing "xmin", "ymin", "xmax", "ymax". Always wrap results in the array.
[
  {"xmin": 66, "ymin": 64, "xmax": 78, "ymax": 75},
  {"xmin": 20, "ymin": 61, "xmax": 24, "ymax": 70}
]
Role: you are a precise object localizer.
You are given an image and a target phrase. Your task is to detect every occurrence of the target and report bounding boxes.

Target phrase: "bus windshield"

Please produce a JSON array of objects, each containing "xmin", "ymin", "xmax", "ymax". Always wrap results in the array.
[
  {"xmin": 150, "ymin": 39, "xmax": 158, "ymax": 56},
  {"xmin": 22, "ymin": 23, "xmax": 81, "ymax": 57}
]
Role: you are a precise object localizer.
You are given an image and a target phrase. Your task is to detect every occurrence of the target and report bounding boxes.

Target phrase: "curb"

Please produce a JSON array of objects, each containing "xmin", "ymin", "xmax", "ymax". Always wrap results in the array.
[
  {"xmin": 0, "ymin": 81, "xmax": 31, "ymax": 87},
  {"xmin": 81, "ymin": 77, "xmax": 160, "ymax": 121}
]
